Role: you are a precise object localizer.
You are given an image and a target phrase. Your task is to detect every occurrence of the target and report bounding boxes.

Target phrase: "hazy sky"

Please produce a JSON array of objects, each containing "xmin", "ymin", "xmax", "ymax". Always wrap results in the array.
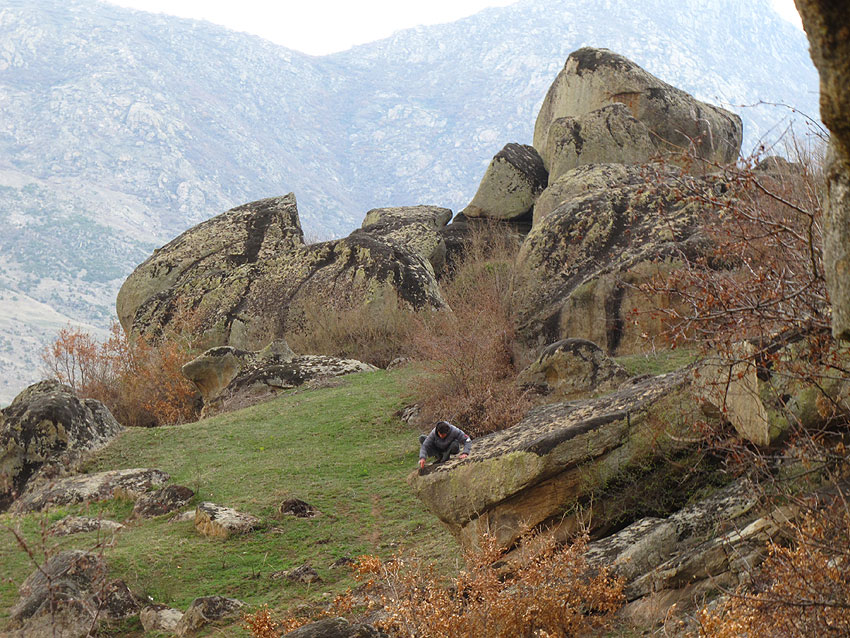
[{"xmin": 104, "ymin": 0, "xmax": 804, "ymax": 56}]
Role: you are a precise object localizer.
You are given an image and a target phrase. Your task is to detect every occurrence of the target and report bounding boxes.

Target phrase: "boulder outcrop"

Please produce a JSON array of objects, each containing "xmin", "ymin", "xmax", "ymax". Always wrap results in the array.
[
  {"xmin": 48, "ymin": 515, "xmax": 125, "ymax": 537},
  {"xmin": 133, "ymin": 484, "xmax": 195, "ymax": 518},
  {"xmin": 283, "ymin": 617, "xmax": 384, "ymax": 638},
  {"xmin": 10, "ymin": 467, "xmax": 170, "ymax": 513},
  {"xmin": 544, "ymin": 104, "xmax": 657, "ymax": 182},
  {"xmin": 182, "ymin": 340, "xmax": 378, "ymax": 416},
  {"xmin": 462, "ymin": 143, "xmax": 548, "ymax": 221},
  {"xmin": 175, "ymin": 596, "xmax": 245, "ymax": 637},
  {"xmin": 117, "ymin": 194, "xmax": 446, "ymax": 349},
  {"xmin": 533, "ymin": 47, "xmax": 742, "ymax": 172},
  {"xmin": 409, "ymin": 369, "xmax": 702, "ymax": 550},
  {"xmin": 194, "ymin": 502, "xmax": 260, "ymax": 538},
  {"xmin": 356, "ymin": 205, "xmax": 450, "ymax": 273},
  {"xmin": 517, "ymin": 175, "xmax": 709, "ymax": 353},
  {"xmin": 517, "ymin": 338, "xmax": 631, "ymax": 400},
  {"xmin": 0, "ymin": 380, "xmax": 122, "ymax": 511}
]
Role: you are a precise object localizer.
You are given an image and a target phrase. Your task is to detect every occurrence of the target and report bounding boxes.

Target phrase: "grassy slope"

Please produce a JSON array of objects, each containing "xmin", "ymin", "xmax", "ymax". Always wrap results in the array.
[{"xmin": 0, "ymin": 367, "xmax": 457, "ymax": 635}]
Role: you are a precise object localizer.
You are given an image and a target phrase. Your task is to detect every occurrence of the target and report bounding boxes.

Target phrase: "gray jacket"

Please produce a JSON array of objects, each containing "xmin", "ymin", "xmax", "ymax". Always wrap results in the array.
[{"xmin": 419, "ymin": 423, "xmax": 471, "ymax": 459}]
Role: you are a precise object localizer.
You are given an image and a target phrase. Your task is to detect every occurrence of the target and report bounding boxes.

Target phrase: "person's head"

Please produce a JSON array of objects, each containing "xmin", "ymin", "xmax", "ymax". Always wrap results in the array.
[{"xmin": 436, "ymin": 421, "xmax": 451, "ymax": 438}]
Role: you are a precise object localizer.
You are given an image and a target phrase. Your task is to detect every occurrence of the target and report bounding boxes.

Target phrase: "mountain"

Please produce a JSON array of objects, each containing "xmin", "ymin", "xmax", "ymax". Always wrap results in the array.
[{"xmin": 0, "ymin": 0, "xmax": 818, "ymax": 404}]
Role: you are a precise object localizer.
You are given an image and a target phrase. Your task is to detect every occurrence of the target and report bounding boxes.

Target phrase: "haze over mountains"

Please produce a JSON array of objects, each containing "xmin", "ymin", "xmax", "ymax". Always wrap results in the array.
[{"xmin": 0, "ymin": 0, "xmax": 818, "ymax": 404}]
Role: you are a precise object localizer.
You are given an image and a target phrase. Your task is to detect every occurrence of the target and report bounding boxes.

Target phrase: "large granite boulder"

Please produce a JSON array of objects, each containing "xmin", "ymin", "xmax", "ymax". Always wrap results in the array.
[
  {"xmin": 409, "ymin": 369, "xmax": 702, "ymax": 550},
  {"xmin": 516, "ymin": 175, "xmax": 710, "ymax": 353},
  {"xmin": 5, "ymin": 551, "xmax": 138, "ymax": 638},
  {"xmin": 462, "ymin": 143, "xmax": 548, "ymax": 221},
  {"xmin": 533, "ymin": 48, "xmax": 742, "ymax": 172},
  {"xmin": 10, "ymin": 467, "xmax": 170, "ymax": 513},
  {"xmin": 795, "ymin": 3, "xmax": 850, "ymax": 340},
  {"xmin": 182, "ymin": 340, "xmax": 378, "ymax": 416},
  {"xmin": 117, "ymin": 194, "xmax": 446, "ymax": 349},
  {"xmin": 0, "ymin": 380, "xmax": 122, "ymax": 511},
  {"xmin": 545, "ymin": 104, "xmax": 657, "ymax": 183},
  {"xmin": 517, "ymin": 338, "xmax": 631, "ymax": 400},
  {"xmin": 356, "ymin": 205, "xmax": 452, "ymax": 273}
]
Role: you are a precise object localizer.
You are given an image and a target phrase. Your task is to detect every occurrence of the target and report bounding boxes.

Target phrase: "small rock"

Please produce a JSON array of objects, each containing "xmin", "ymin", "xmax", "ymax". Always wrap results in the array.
[
  {"xmin": 194, "ymin": 502, "xmax": 260, "ymax": 539},
  {"xmin": 140, "ymin": 604, "xmax": 184, "ymax": 632},
  {"xmin": 175, "ymin": 596, "xmax": 245, "ymax": 637},
  {"xmin": 280, "ymin": 498, "xmax": 319, "ymax": 518},
  {"xmin": 273, "ymin": 564, "xmax": 322, "ymax": 585},
  {"xmin": 134, "ymin": 484, "xmax": 195, "ymax": 518},
  {"xmin": 49, "ymin": 516, "xmax": 124, "ymax": 537},
  {"xmin": 97, "ymin": 580, "xmax": 140, "ymax": 620},
  {"xmin": 283, "ymin": 617, "xmax": 384, "ymax": 637}
]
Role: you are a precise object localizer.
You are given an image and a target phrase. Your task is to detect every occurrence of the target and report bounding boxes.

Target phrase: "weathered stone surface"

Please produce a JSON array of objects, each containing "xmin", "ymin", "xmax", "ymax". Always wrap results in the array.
[
  {"xmin": 194, "ymin": 502, "xmax": 260, "ymax": 539},
  {"xmin": 277, "ymin": 564, "xmax": 322, "ymax": 584},
  {"xmin": 186, "ymin": 341, "xmax": 378, "ymax": 417},
  {"xmin": 49, "ymin": 515, "xmax": 125, "ymax": 537},
  {"xmin": 795, "ymin": 3, "xmax": 850, "ymax": 340},
  {"xmin": 545, "ymin": 104, "xmax": 657, "ymax": 182},
  {"xmin": 280, "ymin": 498, "xmax": 320, "ymax": 518},
  {"xmin": 517, "ymin": 177, "xmax": 710, "ymax": 353},
  {"xmin": 533, "ymin": 47, "xmax": 742, "ymax": 170},
  {"xmin": 0, "ymin": 380, "xmax": 122, "ymax": 511},
  {"xmin": 97, "ymin": 579, "xmax": 140, "ymax": 621},
  {"xmin": 133, "ymin": 484, "xmax": 195, "ymax": 518},
  {"xmin": 6, "ymin": 550, "xmax": 109, "ymax": 637},
  {"xmin": 119, "ymin": 195, "xmax": 446, "ymax": 350},
  {"xmin": 517, "ymin": 338, "xmax": 631, "ymax": 400},
  {"xmin": 409, "ymin": 370, "xmax": 702, "ymax": 550},
  {"xmin": 356, "ymin": 208, "xmax": 449, "ymax": 272},
  {"xmin": 462, "ymin": 143, "xmax": 548, "ymax": 221},
  {"xmin": 11, "ymin": 467, "xmax": 169, "ymax": 513},
  {"xmin": 141, "ymin": 604, "xmax": 184, "ymax": 632},
  {"xmin": 174, "ymin": 596, "xmax": 245, "ymax": 637},
  {"xmin": 283, "ymin": 617, "xmax": 384, "ymax": 638}
]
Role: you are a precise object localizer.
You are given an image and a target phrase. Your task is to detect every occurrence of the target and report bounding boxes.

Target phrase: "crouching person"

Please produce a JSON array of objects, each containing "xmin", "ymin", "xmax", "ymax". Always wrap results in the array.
[{"xmin": 418, "ymin": 420, "xmax": 471, "ymax": 469}]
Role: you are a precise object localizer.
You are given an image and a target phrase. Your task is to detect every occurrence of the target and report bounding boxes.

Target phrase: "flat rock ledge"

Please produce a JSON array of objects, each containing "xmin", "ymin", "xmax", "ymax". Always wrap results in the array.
[
  {"xmin": 49, "ymin": 516, "xmax": 125, "ymax": 537},
  {"xmin": 11, "ymin": 468, "xmax": 170, "ymax": 513},
  {"xmin": 195, "ymin": 502, "xmax": 260, "ymax": 539}
]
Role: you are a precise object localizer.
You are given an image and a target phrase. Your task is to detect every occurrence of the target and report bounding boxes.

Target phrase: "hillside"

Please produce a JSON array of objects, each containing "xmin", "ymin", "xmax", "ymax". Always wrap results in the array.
[{"xmin": 0, "ymin": 0, "xmax": 818, "ymax": 405}]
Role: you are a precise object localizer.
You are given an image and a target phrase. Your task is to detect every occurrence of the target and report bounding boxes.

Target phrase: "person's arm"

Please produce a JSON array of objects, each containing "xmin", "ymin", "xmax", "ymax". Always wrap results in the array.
[
  {"xmin": 451, "ymin": 425, "xmax": 472, "ymax": 457},
  {"xmin": 419, "ymin": 430, "xmax": 435, "ymax": 468}
]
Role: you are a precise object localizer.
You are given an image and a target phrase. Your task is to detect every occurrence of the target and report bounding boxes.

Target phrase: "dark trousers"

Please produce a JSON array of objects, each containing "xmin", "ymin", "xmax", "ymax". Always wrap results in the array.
[{"xmin": 420, "ymin": 435, "xmax": 460, "ymax": 462}]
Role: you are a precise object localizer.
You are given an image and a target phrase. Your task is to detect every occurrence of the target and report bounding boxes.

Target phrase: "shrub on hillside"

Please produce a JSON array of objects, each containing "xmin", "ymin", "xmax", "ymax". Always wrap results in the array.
[
  {"xmin": 41, "ymin": 315, "xmax": 203, "ymax": 427},
  {"xmin": 410, "ymin": 222, "xmax": 533, "ymax": 436}
]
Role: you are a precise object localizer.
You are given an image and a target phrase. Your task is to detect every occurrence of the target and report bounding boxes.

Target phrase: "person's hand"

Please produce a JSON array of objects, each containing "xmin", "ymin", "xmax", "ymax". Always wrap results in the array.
[
  {"xmin": 419, "ymin": 458, "xmax": 426, "ymax": 469},
  {"xmin": 459, "ymin": 453, "xmax": 468, "ymax": 460}
]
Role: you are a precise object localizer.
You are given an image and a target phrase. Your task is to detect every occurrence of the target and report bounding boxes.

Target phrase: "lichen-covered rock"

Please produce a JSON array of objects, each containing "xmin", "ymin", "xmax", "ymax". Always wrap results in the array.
[
  {"xmin": 517, "ymin": 177, "xmax": 710, "ymax": 353},
  {"xmin": 49, "ymin": 515, "xmax": 125, "ymax": 537},
  {"xmin": 545, "ymin": 104, "xmax": 657, "ymax": 182},
  {"xmin": 194, "ymin": 502, "xmax": 260, "ymax": 539},
  {"xmin": 462, "ymin": 143, "xmax": 548, "ymax": 221},
  {"xmin": 409, "ymin": 370, "xmax": 702, "ymax": 550},
  {"xmin": 517, "ymin": 338, "xmax": 631, "ymax": 400},
  {"xmin": 175, "ymin": 596, "xmax": 245, "ymax": 637},
  {"xmin": 141, "ymin": 604, "xmax": 184, "ymax": 632},
  {"xmin": 532, "ymin": 163, "xmax": 655, "ymax": 227},
  {"xmin": 0, "ymin": 380, "xmax": 122, "ymax": 511},
  {"xmin": 11, "ymin": 467, "xmax": 170, "ymax": 513},
  {"xmin": 283, "ymin": 617, "xmax": 385, "ymax": 638},
  {"xmin": 133, "ymin": 484, "xmax": 195, "ymax": 518},
  {"xmin": 533, "ymin": 48, "xmax": 742, "ymax": 170},
  {"xmin": 184, "ymin": 340, "xmax": 378, "ymax": 417},
  {"xmin": 356, "ymin": 206, "xmax": 450, "ymax": 272},
  {"xmin": 119, "ymin": 195, "xmax": 446, "ymax": 350}
]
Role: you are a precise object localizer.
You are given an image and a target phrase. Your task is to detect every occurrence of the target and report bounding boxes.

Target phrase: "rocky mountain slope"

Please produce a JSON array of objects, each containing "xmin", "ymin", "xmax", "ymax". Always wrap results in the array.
[{"xmin": 0, "ymin": 0, "xmax": 818, "ymax": 404}]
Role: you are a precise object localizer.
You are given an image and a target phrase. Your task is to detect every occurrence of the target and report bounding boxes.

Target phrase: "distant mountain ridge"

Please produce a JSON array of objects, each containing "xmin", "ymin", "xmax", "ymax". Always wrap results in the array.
[{"xmin": 0, "ymin": 0, "xmax": 818, "ymax": 404}]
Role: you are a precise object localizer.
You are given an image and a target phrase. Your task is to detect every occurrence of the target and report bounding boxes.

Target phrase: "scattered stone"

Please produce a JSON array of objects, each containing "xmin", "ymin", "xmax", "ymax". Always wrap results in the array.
[
  {"xmin": 140, "ymin": 603, "xmax": 184, "ymax": 632},
  {"xmin": 96, "ymin": 579, "xmax": 140, "ymax": 620},
  {"xmin": 174, "ymin": 596, "xmax": 245, "ymax": 637},
  {"xmin": 11, "ymin": 468, "xmax": 170, "ymax": 513},
  {"xmin": 329, "ymin": 556, "xmax": 355, "ymax": 570},
  {"xmin": 194, "ymin": 502, "xmax": 260, "ymax": 539},
  {"xmin": 280, "ymin": 498, "xmax": 319, "ymax": 518},
  {"xmin": 0, "ymin": 379, "xmax": 123, "ymax": 511},
  {"xmin": 274, "ymin": 564, "xmax": 322, "ymax": 585},
  {"xmin": 133, "ymin": 484, "xmax": 195, "ymax": 518},
  {"xmin": 169, "ymin": 509, "xmax": 197, "ymax": 523},
  {"xmin": 49, "ymin": 515, "xmax": 125, "ymax": 537}
]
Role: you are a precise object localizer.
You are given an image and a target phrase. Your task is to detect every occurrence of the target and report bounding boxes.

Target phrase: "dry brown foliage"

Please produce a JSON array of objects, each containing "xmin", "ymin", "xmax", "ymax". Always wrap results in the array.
[
  {"xmin": 41, "ymin": 309, "xmax": 204, "ymax": 427},
  {"xmin": 693, "ymin": 497, "xmax": 850, "ymax": 637},
  {"xmin": 410, "ymin": 223, "xmax": 533, "ymax": 436},
  {"xmin": 354, "ymin": 531, "xmax": 624, "ymax": 638}
]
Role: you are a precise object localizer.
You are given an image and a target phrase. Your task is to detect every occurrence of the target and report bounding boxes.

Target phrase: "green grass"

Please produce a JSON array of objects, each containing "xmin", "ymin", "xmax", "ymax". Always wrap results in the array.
[
  {"xmin": 615, "ymin": 347, "xmax": 700, "ymax": 377},
  {"xmin": 0, "ymin": 368, "xmax": 457, "ymax": 635}
]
